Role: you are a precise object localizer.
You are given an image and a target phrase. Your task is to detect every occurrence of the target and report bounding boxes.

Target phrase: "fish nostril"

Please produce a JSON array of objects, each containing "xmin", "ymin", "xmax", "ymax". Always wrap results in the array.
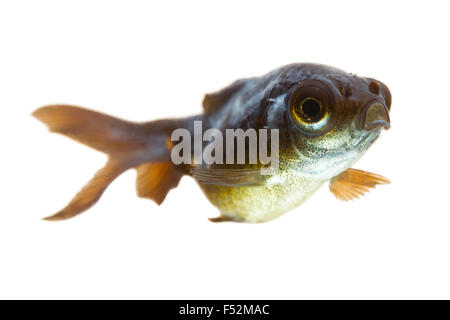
[{"xmin": 369, "ymin": 81, "xmax": 380, "ymax": 94}]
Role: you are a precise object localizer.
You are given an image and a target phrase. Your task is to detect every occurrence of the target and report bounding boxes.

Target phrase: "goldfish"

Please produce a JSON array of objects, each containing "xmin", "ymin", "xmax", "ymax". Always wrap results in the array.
[{"xmin": 33, "ymin": 63, "xmax": 391, "ymax": 223}]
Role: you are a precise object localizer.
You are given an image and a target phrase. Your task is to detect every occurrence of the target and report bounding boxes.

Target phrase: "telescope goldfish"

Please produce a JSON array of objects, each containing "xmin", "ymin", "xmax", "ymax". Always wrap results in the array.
[{"xmin": 33, "ymin": 63, "xmax": 391, "ymax": 223}]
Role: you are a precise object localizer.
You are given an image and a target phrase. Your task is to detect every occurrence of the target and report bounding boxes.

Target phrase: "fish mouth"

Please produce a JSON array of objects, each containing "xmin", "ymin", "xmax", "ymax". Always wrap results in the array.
[{"xmin": 357, "ymin": 102, "xmax": 391, "ymax": 131}]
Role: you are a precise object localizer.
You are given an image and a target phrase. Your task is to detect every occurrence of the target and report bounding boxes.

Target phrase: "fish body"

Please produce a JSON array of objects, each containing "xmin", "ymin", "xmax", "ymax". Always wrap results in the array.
[
  {"xmin": 200, "ymin": 171, "xmax": 325, "ymax": 222},
  {"xmin": 33, "ymin": 63, "xmax": 391, "ymax": 223}
]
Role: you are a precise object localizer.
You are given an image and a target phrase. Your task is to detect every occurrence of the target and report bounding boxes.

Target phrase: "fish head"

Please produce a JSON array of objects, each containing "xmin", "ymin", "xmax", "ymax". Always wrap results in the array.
[{"xmin": 278, "ymin": 64, "xmax": 391, "ymax": 179}]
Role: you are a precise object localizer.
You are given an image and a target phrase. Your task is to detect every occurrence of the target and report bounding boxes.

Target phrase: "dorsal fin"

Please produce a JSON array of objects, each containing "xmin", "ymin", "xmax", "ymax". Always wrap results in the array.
[{"xmin": 202, "ymin": 79, "xmax": 247, "ymax": 114}]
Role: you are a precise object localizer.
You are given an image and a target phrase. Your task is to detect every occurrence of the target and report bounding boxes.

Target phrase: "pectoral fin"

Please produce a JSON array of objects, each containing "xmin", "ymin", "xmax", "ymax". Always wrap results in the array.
[
  {"xmin": 329, "ymin": 168, "xmax": 390, "ymax": 201},
  {"xmin": 191, "ymin": 167, "xmax": 266, "ymax": 187}
]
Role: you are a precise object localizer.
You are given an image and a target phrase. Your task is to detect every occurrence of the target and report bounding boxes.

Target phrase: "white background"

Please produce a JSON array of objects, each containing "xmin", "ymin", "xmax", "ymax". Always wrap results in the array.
[{"xmin": 1, "ymin": 0, "xmax": 449, "ymax": 299}]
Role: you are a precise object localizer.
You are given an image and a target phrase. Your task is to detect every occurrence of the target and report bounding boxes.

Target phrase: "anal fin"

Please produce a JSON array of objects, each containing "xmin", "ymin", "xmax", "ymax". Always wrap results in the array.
[{"xmin": 135, "ymin": 163, "xmax": 184, "ymax": 205}]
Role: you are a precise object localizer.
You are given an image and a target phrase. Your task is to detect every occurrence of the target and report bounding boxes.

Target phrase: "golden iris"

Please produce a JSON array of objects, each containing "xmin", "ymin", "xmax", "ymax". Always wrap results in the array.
[{"xmin": 290, "ymin": 96, "xmax": 331, "ymax": 133}]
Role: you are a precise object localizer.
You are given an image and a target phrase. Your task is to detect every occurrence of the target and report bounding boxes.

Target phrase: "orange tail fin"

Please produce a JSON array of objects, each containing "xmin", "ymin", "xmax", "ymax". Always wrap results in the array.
[
  {"xmin": 33, "ymin": 105, "xmax": 148, "ymax": 155},
  {"xmin": 33, "ymin": 105, "xmax": 185, "ymax": 220}
]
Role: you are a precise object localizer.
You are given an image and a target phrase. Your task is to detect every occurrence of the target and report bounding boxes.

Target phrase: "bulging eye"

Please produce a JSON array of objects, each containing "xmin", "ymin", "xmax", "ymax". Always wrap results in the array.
[
  {"xmin": 289, "ymin": 81, "xmax": 336, "ymax": 135},
  {"xmin": 292, "ymin": 97, "xmax": 327, "ymax": 124}
]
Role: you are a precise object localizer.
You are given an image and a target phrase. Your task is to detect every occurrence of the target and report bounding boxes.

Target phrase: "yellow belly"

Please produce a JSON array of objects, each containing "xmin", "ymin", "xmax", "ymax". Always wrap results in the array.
[{"xmin": 199, "ymin": 171, "xmax": 326, "ymax": 223}]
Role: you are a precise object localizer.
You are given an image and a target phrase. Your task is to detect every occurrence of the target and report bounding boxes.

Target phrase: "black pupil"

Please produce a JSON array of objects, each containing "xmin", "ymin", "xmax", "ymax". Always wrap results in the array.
[{"xmin": 301, "ymin": 98, "xmax": 321, "ymax": 122}]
